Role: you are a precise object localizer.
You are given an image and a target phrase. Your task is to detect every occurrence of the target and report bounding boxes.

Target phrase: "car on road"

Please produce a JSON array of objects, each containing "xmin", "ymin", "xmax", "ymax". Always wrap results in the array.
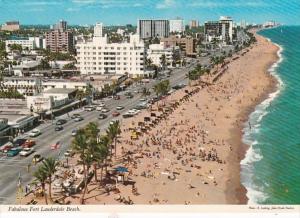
[
  {"xmin": 74, "ymin": 116, "xmax": 84, "ymax": 122},
  {"xmin": 123, "ymin": 113, "xmax": 133, "ymax": 118},
  {"xmin": 112, "ymin": 111, "xmax": 120, "ymax": 117},
  {"xmin": 0, "ymin": 142, "xmax": 13, "ymax": 153},
  {"xmin": 13, "ymin": 138, "xmax": 27, "ymax": 147},
  {"xmin": 71, "ymin": 129, "xmax": 78, "ymax": 136},
  {"xmin": 98, "ymin": 113, "xmax": 107, "ymax": 120},
  {"xmin": 55, "ymin": 125, "xmax": 63, "ymax": 131},
  {"xmin": 71, "ymin": 113, "xmax": 81, "ymax": 119},
  {"xmin": 7, "ymin": 148, "xmax": 21, "ymax": 157},
  {"xmin": 113, "ymin": 95, "xmax": 120, "ymax": 100},
  {"xmin": 56, "ymin": 119, "xmax": 67, "ymax": 125},
  {"xmin": 101, "ymin": 108, "xmax": 110, "ymax": 113},
  {"xmin": 20, "ymin": 148, "xmax": 35, "ymax": 157},
  {"xmin": 139, "ymin": 98, "xmax": 147, "ymax": 102},
  {"xmin": 128, "ymin": 109, "xmax": 140, "ymax": 115},
  {"xmin": 126, "ymin": 94, "xmax": 133, "ymax": 99},
  {"xmin": 96, "ymin": 106, "xmax": 103, "ymax": 111},
  {"xmin": 97, "ymin": 102, "xmax": 105, "ymax": 107},
  {"xmin": 84, "ymin": 106, "xmax": 96, "ymax": 111},
  {"xmin": 32, "ymin": 154, "xmax": 43, "ymax": 164},
  {"xmin": 29, "ymin": 129, "xmax": 41, "ymax": 137},
  {"xmin": 116, "ymin": 105, "xmax": 124, "ymax": 110},
  {"xmin": 51, "ymin": 141, "xmax": 60, "ymax": 150},
  {"xmin": 22, "ymin": 139, "xmax": 36, "ymax": 148}
]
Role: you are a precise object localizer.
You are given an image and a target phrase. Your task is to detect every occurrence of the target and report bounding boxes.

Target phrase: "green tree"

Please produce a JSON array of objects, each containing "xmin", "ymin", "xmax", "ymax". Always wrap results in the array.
[
  {"xmin": 41, "ymin": 157, "xmax": 58, "ymax": 201},
  {"xmin": 33, "ymin": 166, "xmax": 48, "ymax": 204},
  {"xmin": 106, "ymin": 120, "xmax": 121, "ymax": 158}
]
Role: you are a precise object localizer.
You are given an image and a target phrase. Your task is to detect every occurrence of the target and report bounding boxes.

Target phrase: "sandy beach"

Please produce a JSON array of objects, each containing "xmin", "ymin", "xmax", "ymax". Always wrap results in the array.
[{"xmin": 25, "ymin": 30, "xmax": 280, "ymax": 205}]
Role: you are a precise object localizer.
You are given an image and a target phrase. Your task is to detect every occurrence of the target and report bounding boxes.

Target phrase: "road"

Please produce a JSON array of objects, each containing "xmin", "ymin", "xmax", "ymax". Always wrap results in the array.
[{"xmin": 0, "ymin": 60, "xmax": 202, "ymax": 204}]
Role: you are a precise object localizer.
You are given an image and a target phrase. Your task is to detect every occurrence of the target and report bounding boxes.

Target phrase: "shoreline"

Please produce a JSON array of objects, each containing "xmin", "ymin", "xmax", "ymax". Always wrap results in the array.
[
  {"xmin": 228, "ymin": 30, "xmax": 281, "ymax": 204},
  {"xmin": 239, "ymin": 32, "xmax": 283, "ymax": 204}
]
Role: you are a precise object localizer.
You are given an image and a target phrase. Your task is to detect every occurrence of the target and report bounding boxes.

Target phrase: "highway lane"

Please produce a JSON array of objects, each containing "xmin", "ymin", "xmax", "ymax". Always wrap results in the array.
[{"xmin": 0, "ymin": 63, "xmax": 193, "ymax": 204}]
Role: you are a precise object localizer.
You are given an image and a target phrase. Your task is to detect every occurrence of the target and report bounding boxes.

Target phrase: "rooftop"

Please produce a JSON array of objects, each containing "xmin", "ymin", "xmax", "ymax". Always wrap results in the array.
[{"xmin": 44, "ymin": 88, "xmax": 77, "ymax": 94}]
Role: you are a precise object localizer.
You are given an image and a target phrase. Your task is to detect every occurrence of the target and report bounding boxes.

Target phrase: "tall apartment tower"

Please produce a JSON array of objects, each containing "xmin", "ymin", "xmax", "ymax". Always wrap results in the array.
[
  {"xmin": 94, "ymin": 23, "xmax": 103, "ymax": 37},
  {"xmin": 169, "ymin": 18, "xmax": 185, "ymax": 33},
  {"xmin": 46, "ymin": 20, "xmax": 74, "ymax": 53},
  {"xmin": 137, "ymin": 19, "xmax": 169, "ymax": 39},
  {"xmin": 54, "ymin": 20, "xmax": 67, "ymax": 31}
]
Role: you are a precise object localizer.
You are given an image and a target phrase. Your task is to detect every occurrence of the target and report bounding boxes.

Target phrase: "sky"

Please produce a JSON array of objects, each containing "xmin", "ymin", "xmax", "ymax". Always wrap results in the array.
[{"xmin": 0, "ymin": 0, "xmax": 299, "ymax": 26}]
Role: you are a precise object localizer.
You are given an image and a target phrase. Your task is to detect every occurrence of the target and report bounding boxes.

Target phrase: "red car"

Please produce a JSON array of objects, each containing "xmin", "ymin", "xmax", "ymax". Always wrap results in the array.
[
  {"xmin": 51, "ymin": 141, "xmax": 60, "ymax": 150},
  {"xmin": 0, "ymin": 142, "xmax": 13, "ymax": 153},
  {"xmin": 22, "ymin": 139, "xmax": 36, "ymax": 148},
  {"xmin": 112, "ymin": 111, "xmax": 120, "ymax": 117}
]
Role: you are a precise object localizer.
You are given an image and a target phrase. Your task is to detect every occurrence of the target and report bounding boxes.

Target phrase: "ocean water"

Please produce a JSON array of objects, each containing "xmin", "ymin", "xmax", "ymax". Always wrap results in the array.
[{"xmin": 241, "ymin": 26, "xmax": 300, "ymax": 204}]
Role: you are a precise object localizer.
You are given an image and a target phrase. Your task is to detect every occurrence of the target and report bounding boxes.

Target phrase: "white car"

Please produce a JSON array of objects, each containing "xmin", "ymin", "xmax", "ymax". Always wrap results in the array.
[
  {"xmin": 116, "ymin": 105, "xmax": 124, "ymax": 110},
  {"xmin": 20, "ymin": 148, "xmax": 35, "ymax": 157},
  {"xmin": 98, "ymin": 102, "xmax": 105, "ymax": 107},
  {"xmin": 128, "ymin": 109, "xmax": 140, "ymax": 115},
  {"xmin": 96, "ymin": 106, "xmax": 103, "ymax": 111},
  {"xmin": 29, "ymin": 129, "xmax": 41, "ymax": 137},
  {"xmin": 101, "ymin": 108, "xmax": 110, "ymax": 113}
]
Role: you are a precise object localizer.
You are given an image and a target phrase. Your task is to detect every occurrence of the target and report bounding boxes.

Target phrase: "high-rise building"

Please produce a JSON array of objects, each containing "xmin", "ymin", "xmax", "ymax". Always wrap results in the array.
[
  {"xmin": 204, "ymin": 16, "xmax": 233, "ymax": 44},
  {"xmin": 219, "ymin": 16, "xmax": 233, "ymax": 42},
  {"xmin": 94, "ymin": 23, "xmax": 103, "ymax": 37},
  {"xmin": 169, "ymin": 18, "xmax": 185, "ymax": 33},
  {"xmin": 76, "ymin": 23, "xmax": 146, "ymax": 77},
  {"xmin": 189, "ymin": 20, "xmax": 199, "ymax": 29},
  {"xmin": 46, "ymin": 20, "xmax": 74, "ymax": 53},
  {"xmin": 54, "ymin": 20, "xmax": 67, "ymax": 31},
  {"xmin": 161, "ymin": 35, "xmax": 197, "ymax": 57},
  {"xmin": 1, "ymin": 21, "xmax": 20, "ymax": 31},
  {"xmin": 137, "ymin": 19, "xmax": 169, "ymax": 39}
]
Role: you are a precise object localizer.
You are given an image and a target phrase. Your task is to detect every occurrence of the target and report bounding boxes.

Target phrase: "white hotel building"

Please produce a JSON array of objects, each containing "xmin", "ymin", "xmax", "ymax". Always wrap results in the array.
[{"xmin": 76, "ymin": 23, "xmax": 146, "ymax": 77}]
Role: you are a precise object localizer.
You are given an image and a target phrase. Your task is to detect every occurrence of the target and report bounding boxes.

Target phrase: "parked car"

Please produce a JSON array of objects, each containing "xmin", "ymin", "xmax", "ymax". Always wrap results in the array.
[
  {"xmin": 96, "ymin": 106, "xmax": 103, "ymax": 111},
  {"xmin": 56, "ymin": 119, "xmax": 67, "ymax": 125},
  {"xmin": 13, "ymin": 138, "xmax": 27, "ymax": 147},
  {"xmin": 55, "ymin": 125, "xmax": 63, "ymax": 131},
  {"xmin": 123, "ymin": 113, "xmax": 133, "ymax": 118},
  {"xmin": 113, "ymin": 95, "xmax": 120, "ymax": 100},
  {"xmin": 20, "ymin": 148, "xmax": 35, "ymax": 157},
  {"xmin": 74, "ymin": 116, "xmax": 84, "ymax": 122},
  {"xmin": 84, "ymin": 106, "xmax": 96, "ymax": 111},
  {"xmin": 71, "ymin": 113, "xmax": 81, "ymax": 119},
  {"xmin": 29, "ymin": 129, "xmax": 41, "ymax": 137},
  {"xmin": 32, "ymin": 154, "xmax": 43, "ymax": 164},
  {"xmin": 22, "ymin": 139, "xmax": 36, "ymax": 148},
  {"xmin": 98, "ymin": 113, "xmax": 107, "ymax": 120},
  {"xmin": 0, "ymin": 142, "xmax": 13, "ymax": 153},
  {"xmin": 112, "ymin": 111, "xmax": 120, "ymax": 117},
  {"xmin": 7, "ymin": 148, "xmax": 21, "ymax": 157},
  {"xmin": 116, "ymin": 105, "xmax": 124, "ymax": 110},
  {"xmin": 101, "ymin": 108, "xmax": 110, "ymax": 113},
  {"xmin": 71, "ymin": 129, "xmax": 78, "ymax": 136}
]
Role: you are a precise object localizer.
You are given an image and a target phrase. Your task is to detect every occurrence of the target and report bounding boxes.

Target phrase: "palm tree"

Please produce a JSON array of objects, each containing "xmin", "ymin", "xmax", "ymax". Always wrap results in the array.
[
  {"xmin": 160, "ymin": 54, "xmax": 167, "ymax": 71},
  {"xmin": 42, "ymin": 157, "xmax": 58, "ymax": 201},
  {"xmin": 106, "ymin": 120, "xmax": 121, "ymax": 157},
  {"xmin": 33, "ymin": 166, "xmax": 48, "ymax": 204},
  {"xmin": 71, "ymin": 128, "xmax": 91, "ymax": 204},
  {"xmin": 97, "ymin": 135, "xmax": 110, "ymax": 184}
]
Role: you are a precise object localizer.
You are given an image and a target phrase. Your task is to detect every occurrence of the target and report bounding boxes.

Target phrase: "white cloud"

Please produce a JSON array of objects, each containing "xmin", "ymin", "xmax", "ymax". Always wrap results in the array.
[
  {"xmin": 23, "ymin": 1, "xmax": 62, "ymax": 6},
  {"xmin": 188, "ymin": 0, "xmax": 266, "ymax": 8},
  {"xmin": 156, "ymin": 0, "xmax": 176, "ymax": 9},
  {"xmin": 66, "ymin": 7, "xmax": 80, "ymax": 12},
  {"xmin": 72, "ymin": 0, "xmax": 96, "ymax": 4}
]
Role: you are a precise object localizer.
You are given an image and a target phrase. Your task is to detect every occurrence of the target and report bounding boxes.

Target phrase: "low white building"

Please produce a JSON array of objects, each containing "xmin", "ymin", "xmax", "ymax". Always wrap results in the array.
[
  {"xmin": 26, "ymin": 88, "xmax": 77, "ymax": 113},
  {"xmin": 147, "ymin": 43, "xmax": 180, "ymax": 68},
  {"xmin": 76, "ymin": 22, "xmax": 146, "ymax": 77},
  {"xmin": 42, "ymin": 79, "xmax": 88, "ymax": 92},
  {"xmin": 5, "ymin": 36, "xmax": 46, "ymax": 52},
  {"xmin": 1, "ymin": 77, "xmax": 42, "ymax": 96}
]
